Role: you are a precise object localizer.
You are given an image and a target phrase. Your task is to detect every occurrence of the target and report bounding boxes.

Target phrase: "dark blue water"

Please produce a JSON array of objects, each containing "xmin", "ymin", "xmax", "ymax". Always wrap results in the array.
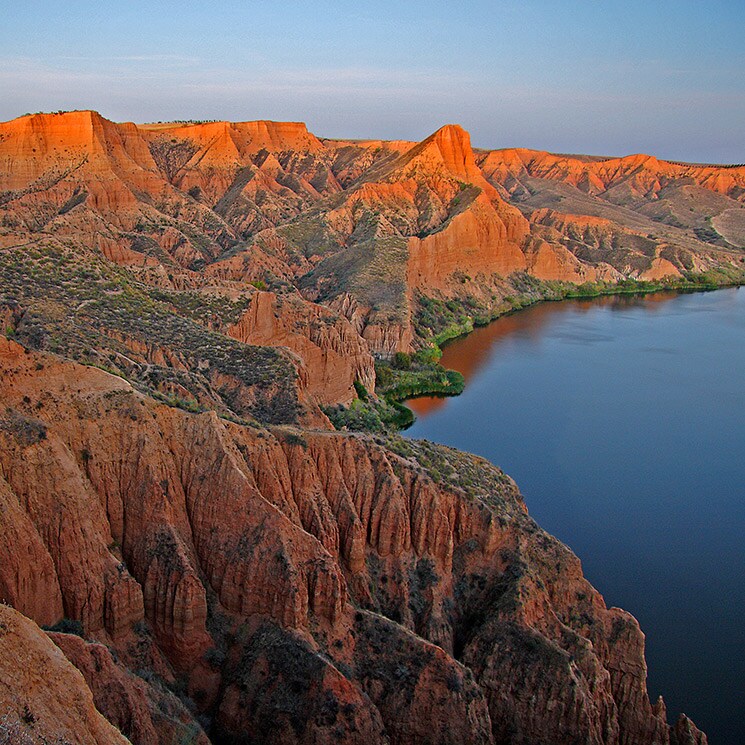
[{"xmin": 406, "ymin": 289, "xmax": 745, "ymax": 744}]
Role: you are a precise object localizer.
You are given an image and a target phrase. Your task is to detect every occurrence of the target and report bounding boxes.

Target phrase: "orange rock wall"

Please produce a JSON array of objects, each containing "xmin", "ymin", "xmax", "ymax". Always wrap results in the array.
[
  {"xmin": 0, "ymin": 605, "xmax": 130, "ymax": 744},
  {"xmin": 0, "ymin": 336, "xmax": 705, "ymax": 744},
  {"xmin": 228, "ymin": 291, "xmax": 376, "ymax": 405}
]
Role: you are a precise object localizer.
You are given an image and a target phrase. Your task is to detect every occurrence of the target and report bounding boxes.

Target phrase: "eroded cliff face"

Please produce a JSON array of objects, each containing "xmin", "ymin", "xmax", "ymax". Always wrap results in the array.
[
  {"xmin": 227, "ymin": 290, "xmax": 376, "ymax": 405},
  {"xmin": 478, "ymin": 148, "xmax": 745, "ymax": 201},
  {"xmin": 0, "ymin": 604, "xmax": 130, "ymax": 744},
  {"xmin": 2, "ymin": 110, "xmax": 744, "ymax": 364},
  {"xmin": 526, "ymin": 208, "xmax": 684, "ymax": 282},
  {"xmin": 477, "ymin": 148, "xmax": 745, "ymax": 284},
  {"xmin": 48, "ymin": 632, "xmax": 211, "ymax": 745},
  {"xmin": 0, "ymin": 110, "xmax": 727, "ymax": 743},
  {"xmin": 0, "ymin": 335, "xmax": 706, "ymax": 744}
]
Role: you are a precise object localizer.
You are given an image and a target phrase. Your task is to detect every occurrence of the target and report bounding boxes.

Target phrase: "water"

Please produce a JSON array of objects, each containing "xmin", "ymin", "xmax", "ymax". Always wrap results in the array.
[{"xmin": 405, "ymin": 289, "xmax": 745, "ymax": 744}]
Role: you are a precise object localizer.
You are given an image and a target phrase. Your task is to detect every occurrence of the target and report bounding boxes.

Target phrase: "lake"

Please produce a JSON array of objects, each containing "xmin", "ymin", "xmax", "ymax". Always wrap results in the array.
[{"xmin": 406, "ymin": 288, "xmax": 745, "ymax": 744}]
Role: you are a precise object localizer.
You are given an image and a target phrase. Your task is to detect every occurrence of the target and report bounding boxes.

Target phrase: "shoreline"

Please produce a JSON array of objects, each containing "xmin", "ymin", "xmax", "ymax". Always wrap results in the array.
[
  {"xmin": 392, "ymin": 278, "xmax": 745, "ymax": 427},
  {"xmin": 398, "ymin": 286, "xmax": 745, "ymax": 742}
]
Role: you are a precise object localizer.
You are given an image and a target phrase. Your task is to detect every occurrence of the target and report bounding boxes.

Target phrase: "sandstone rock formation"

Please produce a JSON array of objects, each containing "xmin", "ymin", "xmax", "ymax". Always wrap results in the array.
[
  {"xmin": 0, "ymin": 336, "xmax": 706, "ymax": 743},
  {"xmin": 0, "ymin": 604, "xmax": 129, "ymax": 744},
  {"xmin": 227, "ymin": 290, "xmax": 375, "ymax": 405},
  {"xmin": 0, "ymin": 109, "xmax": 731, "ymax": 743},
  {"xmin": 2, "ymin": 110, "xmax": 743, "ymax": 363},
  {"xmin": 49, "ymin": 632, "xmax": 211, "ymax": 745}
]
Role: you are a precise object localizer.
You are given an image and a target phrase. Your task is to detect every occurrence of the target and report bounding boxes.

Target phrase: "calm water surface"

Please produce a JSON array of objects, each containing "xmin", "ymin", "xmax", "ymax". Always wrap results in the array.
[{"xmin": 406, "ymin": 289, "xmax": 745, "ymax": 744}]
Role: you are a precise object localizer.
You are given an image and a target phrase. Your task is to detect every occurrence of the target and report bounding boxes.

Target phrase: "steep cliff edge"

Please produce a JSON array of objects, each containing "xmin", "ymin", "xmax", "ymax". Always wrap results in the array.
[
  {"xmin": 48, "ymin": 632, "xmax": 211, "ymax": 745},
  {"xmin": 227, "ymin": 290, "xmax": 376, "ymax": 405},
  {"xmin": 0, "ymin": 604, "xmax": 130, "ymax": 744},
  {"xmin": 0, "ymin": 110, "xmax": 729, "ymax": 743},
  {"xmin": 0, "ymin": 335, "xmax": 707, "ymax": 744},
  {"xmin": 299, "ymin": 124, "xmax": 533, "ymax": 342}
]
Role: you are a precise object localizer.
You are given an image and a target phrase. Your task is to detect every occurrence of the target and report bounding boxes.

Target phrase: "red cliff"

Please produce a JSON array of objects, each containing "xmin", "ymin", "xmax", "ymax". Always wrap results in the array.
[
  {"xmin": 0, "ymin": 605, "xmax": 130, "ymax": 744},
  {"xmin": 227, "ymin": 290, "xmax": 376, "ymax": 405},
  {"xmin": 0, "ymin": 336, "xmax": 705, "ymax": 744}
]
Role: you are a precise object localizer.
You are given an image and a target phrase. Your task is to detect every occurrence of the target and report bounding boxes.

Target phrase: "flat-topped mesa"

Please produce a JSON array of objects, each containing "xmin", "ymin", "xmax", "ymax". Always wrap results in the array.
[
  {"xmin": 0, "ymin": 111, "xmax": 327, "ymax": 207},
  {"xmin": 237, "ymin": 119, "xmax": 325, "ymax": 154},
  {"xmin": 0, "ymin": 110, "xmax": 156, "ymax": 165},
  {"xmin": 144, "ymin": 119, "xmax": 325, "ymax": 161},
  {"xmin": 139, "ymin": 118, "xmax": 338, "ymax": 220},
  {"xmin": 0, "ymin": 109, "xmax": 163, "ymax": 211},
  {"xmin": 3, "ymin": 109, "xmax": 114, "ymax": 149}
]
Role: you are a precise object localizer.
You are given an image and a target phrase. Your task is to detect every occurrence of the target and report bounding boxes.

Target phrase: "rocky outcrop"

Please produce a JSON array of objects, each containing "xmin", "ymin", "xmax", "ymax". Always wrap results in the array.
[
  {"xmin": 407, "ymin": 196, "xmax": 528, "ymax": 289},
  {"xmin": 49, "ymin": 632, "xmax": 210, "ymax": 745},
  {"xmin": 140, "ymin": 119, "xmax": 340, "ymax": 238},
  {"xmin": 671, "ymin": 714, "xmax": 708, "ymax": 745},
  {"xmin": 0, "ymin": 110, "xmax": 160, "ymax": 203},
  {"xmin": 327, "ymin": 292, "xmax": 416, "ymax": 358},
  {"xmin": 527, "ymin": 208, "xmax": 682, "ymax": 281},
  {"xmin": 357, "ymin": 125, "xmax": 531, "ymax": 291},
  {"xmin": 0, "ymin": 337, "xmax": 705, "ymax": 743},
  {"xmin": 0, "ymin": 111, "xmax": 233, "ymax": 264},
  {"xmin": 228, "ymin": 290, "xmax": 376, "ymax": 405},
  {"xmin": 0, "ymin": 472, "xmax": 64, "ymax": 626},
  {"xmin": 0, "ymin": 604, "xmax": 129, "ymax": 744}
]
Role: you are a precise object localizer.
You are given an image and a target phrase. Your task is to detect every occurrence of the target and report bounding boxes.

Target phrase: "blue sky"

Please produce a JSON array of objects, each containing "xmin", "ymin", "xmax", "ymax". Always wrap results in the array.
[{"xmin": 2, "ymin": 0, "xmax": 743, "ymax": 161}]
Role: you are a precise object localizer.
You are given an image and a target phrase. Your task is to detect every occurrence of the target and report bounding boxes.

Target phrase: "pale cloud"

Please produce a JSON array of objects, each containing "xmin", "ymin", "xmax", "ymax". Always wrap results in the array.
[
  {"xmin": 0, "ymin": 54, "xmax": 742, "ymax": 162},
  {"xmin": 0, "ymin": 56, "xmax": 201, "ymax": 90},
  {"xmin": 56, "ymin": 54, "xmax": 202, "ymax": 65},
  {"xmin": 0, "ymin": 56, "xmax": 468, "ymax": 99},
  {"xmin": 181, "ymin": 65, "xmax": 471, "ymax": 98}
]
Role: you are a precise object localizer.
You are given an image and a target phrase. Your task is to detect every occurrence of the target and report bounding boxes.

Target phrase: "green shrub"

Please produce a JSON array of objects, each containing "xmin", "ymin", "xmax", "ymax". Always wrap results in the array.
[
  {"xmin": 353, "ymin": 379, "xmax": 369, "ymax": 401},
  {"xmin": 392, "ymin": 351, "xmax": 411, "ymax": 370},
  {"xmin": 43, "ymin": 618, "xmax": 85, "ymax": 637}
]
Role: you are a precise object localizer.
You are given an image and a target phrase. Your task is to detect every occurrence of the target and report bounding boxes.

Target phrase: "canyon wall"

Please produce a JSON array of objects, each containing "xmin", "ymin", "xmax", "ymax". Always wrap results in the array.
[
  {"xmin": 0, "ymin": 110, "xmax": 730, "ymax": 742},
  {"xmin": 0, "ymin": 335, "xmax": 707, "ymax": 744}
]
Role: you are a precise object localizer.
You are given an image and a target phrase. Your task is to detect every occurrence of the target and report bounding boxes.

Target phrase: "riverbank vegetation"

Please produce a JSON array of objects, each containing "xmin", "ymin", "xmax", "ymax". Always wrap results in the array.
[
  {"xmin": 325, "ymin": 266, "xmax": 745, "ymax": 434},
  {"xmin": 415, "ymin": 267, "xmax": 745, "ymax": 352},
  {"xmin": 322, "ymin": 350, "xmax": 465, "ymax": 433}
]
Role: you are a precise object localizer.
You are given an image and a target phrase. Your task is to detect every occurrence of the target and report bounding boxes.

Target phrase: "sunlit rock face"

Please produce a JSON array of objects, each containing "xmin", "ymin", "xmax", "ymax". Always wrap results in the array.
[
  {"xmin": 0, "ymin": 336, "xmax": 707, "ymax": 743},
  {"xmin": 0, "ymin": 109, "xmax": 728, "ymax": 742}
]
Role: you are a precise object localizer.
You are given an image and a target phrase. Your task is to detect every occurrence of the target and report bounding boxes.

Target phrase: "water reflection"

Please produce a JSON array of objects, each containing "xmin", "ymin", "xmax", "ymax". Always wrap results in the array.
[
  {"xmin": 409, "ymin": 293, "xmax": 681, "ymax": 418},
  {"xmin": 404, "ymin": 288, "xmax": 745, "ymax": 744}
]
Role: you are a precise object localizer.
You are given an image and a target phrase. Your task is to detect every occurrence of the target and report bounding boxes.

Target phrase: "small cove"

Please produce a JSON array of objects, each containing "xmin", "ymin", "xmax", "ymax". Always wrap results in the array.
[{"xmin": 405, "ymin": 288, "xmax": 745, "ymax": 744}]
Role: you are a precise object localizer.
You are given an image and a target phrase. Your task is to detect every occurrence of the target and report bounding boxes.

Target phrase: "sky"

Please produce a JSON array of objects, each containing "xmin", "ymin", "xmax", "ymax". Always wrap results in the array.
[{"xmin": 1, "ymin": 0, "xmax": 743, "ymax": 162}]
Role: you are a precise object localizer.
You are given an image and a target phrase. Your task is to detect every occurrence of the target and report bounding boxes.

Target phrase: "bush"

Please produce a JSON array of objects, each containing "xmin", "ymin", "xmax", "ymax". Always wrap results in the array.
[
  {"xmin": 0, "ymin": 408, "xmax": 47, "ymax": 445},
  {"xmin": 413, "ymin": 345, "xmax": 441, "ymax": 364},
  {"xmin": 375, "ymin": 363, "xmax": 393, "ymax": 388},
  {"xmin": 392, "ymin": 352, "xmax": 411, "ymax": 370},
  {"xmin": 353, "ymin": 379, "xmax": 369, "ymax": 401},
  {"xmin": 282, "ymin": 431, "xmax": 308, "ymax": 448},
  {"xmin": 43, "ymin": 618, "xmax": 85, "ymax": 637}
]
